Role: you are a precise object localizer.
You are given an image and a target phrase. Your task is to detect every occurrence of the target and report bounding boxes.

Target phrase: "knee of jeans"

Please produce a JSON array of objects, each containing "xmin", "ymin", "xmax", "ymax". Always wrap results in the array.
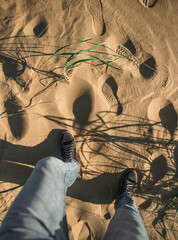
[{"xmin": 36, "ymin": 156, "xmax": 60, "ymax": 171}]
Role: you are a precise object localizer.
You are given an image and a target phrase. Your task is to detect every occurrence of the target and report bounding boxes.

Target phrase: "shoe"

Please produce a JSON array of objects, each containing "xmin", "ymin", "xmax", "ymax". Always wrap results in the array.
[
  {"xmin": 138, "ymin": 0, "xmax": 158, "ymax": 8},
  {"xmin": 60, "ymin": 131, "xmax": 76, "ymax": 162},
  {"xmin": 117, "ymin": 169, "xmax": 137, "ymax": 198}
]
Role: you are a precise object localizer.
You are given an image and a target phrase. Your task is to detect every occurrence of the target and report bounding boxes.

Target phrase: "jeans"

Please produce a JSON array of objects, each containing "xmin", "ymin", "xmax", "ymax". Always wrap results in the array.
[
  {"xmin": 103, "ymin": 193, "xmax": 149, "ymax": 240},
  {"xmin": 0, "ymin": 156, "xmax": 149, "ymax": 240}
]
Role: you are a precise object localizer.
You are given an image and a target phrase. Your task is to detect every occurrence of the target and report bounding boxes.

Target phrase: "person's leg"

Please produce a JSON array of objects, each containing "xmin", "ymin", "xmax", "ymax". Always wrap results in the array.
[
  {"xmin": 103, "ymin": 192, "xmax": 149, "ymax": 240},
  {"xmin": 0, "ymin": 157, "xmax": 80, "ymax": 240},
  {"xmin": 0, "ymin": 133, "xmax": 80, "ymax": 240},
  {"xmin": 103, "ymin": 170, "xmax": 149, "ymax": 240}
]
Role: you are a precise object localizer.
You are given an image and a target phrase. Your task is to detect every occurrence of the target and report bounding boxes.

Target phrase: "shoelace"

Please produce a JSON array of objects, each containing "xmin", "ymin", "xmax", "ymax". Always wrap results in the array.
[
  {"xmin": 63, "ymin": 143, "xmax": 73, "ymax": 160},
  {"xmin": 124, "ymin": 179, "xmax": 136, "ymax": 194}
]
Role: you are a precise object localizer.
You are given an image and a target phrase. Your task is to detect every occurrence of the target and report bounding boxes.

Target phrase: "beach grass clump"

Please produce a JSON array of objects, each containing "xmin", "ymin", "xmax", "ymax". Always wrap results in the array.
[
  {"xmin": 156, "ymin": 192, "xmax": 178, "ymax": 239},
  {"xmin": 0, "ymin": 38, "xmax": 155, "ymax": 120},
  {"xmin": 42, "ymin": 38, "xmax": 154, "ymax": 78}
]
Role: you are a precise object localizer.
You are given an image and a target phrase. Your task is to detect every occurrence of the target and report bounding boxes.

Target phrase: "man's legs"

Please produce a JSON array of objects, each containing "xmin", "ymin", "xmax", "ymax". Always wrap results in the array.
[
  {"xmin": 103, "ymin": 170, "xmax": 149, "ymax": 240},
  {"xmin": 0, "ymin": 157, "xmax": 80, "ymax": 239}
]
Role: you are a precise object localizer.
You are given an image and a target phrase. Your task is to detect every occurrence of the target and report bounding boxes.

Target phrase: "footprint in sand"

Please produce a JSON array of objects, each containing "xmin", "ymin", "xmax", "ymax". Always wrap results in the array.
[
  {"xmin": 72, "ymin": 79, "xmax": 95, "ymax": 128},
  {"xmin": 73, "ymin": 90, "xmax": 94, "ymax": 128},
  {"xmin": 123, "ymin": 39, "xmax": 137, "ymax": 56},
  {"xmin": 139, "ymin": 56, "xmax": 156, "ymax": 79},
  {"xmin": 56, "ymin": 74, "xmax": 95, "ymax": 129},
  {"xmin": 85, "ymin": 0, "xmax": 105, "ymax": 36},
  {"xmin": 1, "ymin": 55, "xmax": 26, "ymax": 82},
  {"xmin": 4, "ymin": 96, "xmax": 29, "ymax": 139},
  {"xmin": 116, "ymin": 40, "xmax": 140, "ymax": 68},
  {"xmin": 98, "ymin": 73, "xmax": 122, "ymax": 115},
  {"xmin": 23, "ymin": 16, "xmax": 48, "ymax": 38},
  {"xmin": 106, "ymin": 36, "xmax": 157, "ymax": 81},
  {"xmin": 123, "ymin": 39, "xmax": 157, "ymax": 80},
  {"xmin": 116, "ymin": 40, "xmax": 157, "ymax": 79},
  {"xmin": 72, "ymin": 220, "xmax": 94, "ymax": 240},
  {"xmin": 33, "ymin": 20, "xmax": 48, "ymax": 38},
  {"xmin": 0, "ymin": 54, "xmax": 32, "ymax": 92},
  {"xmin": 142, "ymin": 151, "xmax": 167, "ymax": 189},
  {"xmin": 138, "ymin": 0, "xmax": 158, "ymax": 8},
  {"xmin": 148, "ymin": 98, "xmax": 177, "ymax": 139},
  {"xmin": 0, "ymin": 55, "xmax": 29, "ymax": 140},
  {"xmin": 1, "ymin": 57, "xmax": 33, "ymax": 98}
]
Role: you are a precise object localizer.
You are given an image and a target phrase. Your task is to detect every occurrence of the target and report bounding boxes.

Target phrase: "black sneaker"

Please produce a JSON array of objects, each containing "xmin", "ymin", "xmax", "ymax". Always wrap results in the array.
[
  {"xmin": 60, "ymin": 131, "xmax": 76, "ymax": 162},
  {"xmin": 117, "ymin": 169, "xmax": 137, "ymax": 198}
]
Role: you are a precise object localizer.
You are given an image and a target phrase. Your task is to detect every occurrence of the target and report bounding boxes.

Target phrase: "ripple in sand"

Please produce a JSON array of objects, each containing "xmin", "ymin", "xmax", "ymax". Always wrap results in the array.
[{"xmin": 148, "ymin": 98, "xmax": 177, "ymax": 138}]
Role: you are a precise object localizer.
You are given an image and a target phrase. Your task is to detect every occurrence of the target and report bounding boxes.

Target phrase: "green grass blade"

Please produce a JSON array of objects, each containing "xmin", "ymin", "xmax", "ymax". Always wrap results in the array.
[
  {"xmin": 64, "ymin": 52, "xmax": 132, "ymax": 72},
  {"xmin": 162, "ymin": 196, "xmax": 177, "ymax": 239},
  {"xmin": 43, "ymin": 39, "xmax": 135, "ymax": 67},
  {"xmin": 54, "ymin": 39, "xmax": 155, "ymax": 71},
  {"xmin": 157, "ymin": 193, "xmax": 178, "ymax": 211},
  {"xmin": 64, "ymin": 53, "xmax": 124, "ymax": 73},
  {"xmin": 0, "ymin": 110, "xmax": 26, "ymax": 120},
  {"xmin": 41, "ymin": 38, "xmax": 156, "ymax": 74},
  {"xmin": 163, "ymin": 196, "xmax": 177, "ymax": 220},
  {"xmin": 170, "ymin": 207, "xmax": 178, "ymax": 232},
  {"xmin": 0, "ymin": 213, "xmax": 5, "ymax": 216},
  {"xmin": 41, "ymin": 38, "xmax": 93, "ymax": 66},
  {"xmin": 0, "ymin": 184, "xmax": 23, "ymax": 194}
]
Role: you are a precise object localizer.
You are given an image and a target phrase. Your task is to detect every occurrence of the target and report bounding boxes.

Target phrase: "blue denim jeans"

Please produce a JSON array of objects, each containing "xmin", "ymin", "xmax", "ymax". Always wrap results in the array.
[
  {"xmin": 103, "ymin": 193, "xmax": 149, "ymax": 240},
  {"xmin": 0, "ymin": 157, "xmax": 149, "ymax": 240}
]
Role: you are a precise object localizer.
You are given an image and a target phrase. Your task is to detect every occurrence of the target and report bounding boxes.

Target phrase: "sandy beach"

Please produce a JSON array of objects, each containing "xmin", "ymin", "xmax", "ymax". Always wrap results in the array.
[{"xmin": 0, "ymin": 0, "xmax": 177, "ymax": 239}]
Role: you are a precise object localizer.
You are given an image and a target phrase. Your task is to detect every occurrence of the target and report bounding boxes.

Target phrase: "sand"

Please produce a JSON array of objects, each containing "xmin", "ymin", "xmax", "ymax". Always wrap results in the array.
[{"xmin": 0, "ymin": 0, "xmax": 178, "ymax": 239}]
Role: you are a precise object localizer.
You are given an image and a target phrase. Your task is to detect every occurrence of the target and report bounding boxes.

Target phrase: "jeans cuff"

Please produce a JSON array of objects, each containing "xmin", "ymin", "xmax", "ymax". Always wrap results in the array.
[{"xmin": 115, "ymin": 192, "xmax": 133, "ymax": 210}]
